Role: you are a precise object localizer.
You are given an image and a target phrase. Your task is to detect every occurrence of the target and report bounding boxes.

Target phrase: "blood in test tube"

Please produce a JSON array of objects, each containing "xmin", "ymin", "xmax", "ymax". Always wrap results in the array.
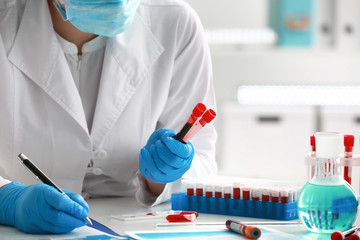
[
  {"xmin": 242, "ymin": 187, "xmax": 250, "ymax": 200},
  {"xmin": 280, "ymin": 190, "xmax": 289, "ymax": 203},
  {"xmin": 196, "ymin": 183, "xmax": 203, "ymax": 196},
  {"xmin": 182, "ymin": 109, "xmax": 216, "ymax": 143},
  {"xmin": 174, "ymin": 103, "xmax": 206, "ymax": 142},
  {"xmin": 205, "ymin": 184, "xmax": 213, "ymax": 197},
  {"xmin": 166, "ymin": 213, "xmax": 197, "ymax": 223},
  {"xmin": 251, "ymin": 188, "xmax": 260, "ymax": 201},
  {"xmin": 344, "ymin": 135, "xmax": 354, "ymax": 185},
  {"xmin": 187, "ymin": 183, "xmax": 194, "ymax": 196},
  {"xmin": 262, "ymin": 189, "xmax": 270, "ymax": 202},
  {"xmin": 215, "ymin": 185, "xmax": 223, "ymax": 198},
  {"xmin": 224, "ymin": 184, "xmax": 232, "ymax": 199},
  {"xmin": 233, "ymin": 182, "xmax": 241, "ymax": 199},
  {"xmin": 271, "ymin": 190, "xmax": 279, "ymax": 202}
]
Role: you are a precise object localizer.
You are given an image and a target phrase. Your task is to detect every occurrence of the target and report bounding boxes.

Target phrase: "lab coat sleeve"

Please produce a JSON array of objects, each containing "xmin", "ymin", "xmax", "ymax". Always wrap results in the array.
[
  {"xmin": 0, "ymin": 176, "xmax": 11, "ymax": 188},
  {"xmin": 136, "ymin": 3, "xmax": 217, "ymax": 207}
]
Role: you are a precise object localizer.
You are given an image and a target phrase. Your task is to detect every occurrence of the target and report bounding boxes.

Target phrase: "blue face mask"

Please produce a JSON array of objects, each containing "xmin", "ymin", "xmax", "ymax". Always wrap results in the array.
[{"xmin": 53, "ymin": 0, "xmax": 140, "ymax": 37}]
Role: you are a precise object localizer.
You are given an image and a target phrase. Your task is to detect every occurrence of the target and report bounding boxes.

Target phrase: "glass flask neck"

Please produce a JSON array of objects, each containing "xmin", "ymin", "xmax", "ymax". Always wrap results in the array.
[{"xmin": 312, "ymin": 157, "xmax": 342, "ymax": 182}]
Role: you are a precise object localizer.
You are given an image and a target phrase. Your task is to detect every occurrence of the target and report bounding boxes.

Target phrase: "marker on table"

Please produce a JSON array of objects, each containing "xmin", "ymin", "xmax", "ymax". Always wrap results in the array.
[
  {"xmin": 331, "ymin": 226, "xmax": 359, "ymax": 240},
  {"xmin": 225, "ymin": 219, "xmax": 261, "ymax": 239},
  {"xmin": 17, "ymin": 153, "xmax": 92, "ymax": 225}
]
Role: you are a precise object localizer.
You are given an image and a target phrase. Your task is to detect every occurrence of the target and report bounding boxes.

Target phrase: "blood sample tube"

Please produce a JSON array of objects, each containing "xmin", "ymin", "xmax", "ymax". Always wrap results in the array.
[
  {"xmin": 186, "ymin": 182, "xmax": 194, "ymax": 196},
  {"xmin": 242, "ymin": 187, "xmax": 250, "ymax": 200},
  {"xmin": 224, "ymin": 184, "xmax": 232, "ymax": 199},
  {"xmin": 331, "ymin": 226, "xmax": 358, "ymax": 240},
  {"xmin": 226, "ymin": 219, "xmax": 262, "ymax": 239},
  {"xmin": 261, "ymin": 189, "xmax": 270, "ymax": 202},
  {"xmin": 205, "ymin": 184, "xmax": 213, "ymax": 197},
  {"xmin": 280, "ymin": 189, "xmax": 289, "ymax": 203},
  {"xmin": 196, "ymin": 182, "xmax": 204, "ymax": 197},
  {"xmin": 233, "ymin": 182, "xmax": 241, "ymax": 199},
  {"xmin": 182, "ymin": 109, "xmax": 216, "ymax": 143},
  {"xmin": 270, "ymin": 189, "xmax": 280, "ymax": 203},
  {"xmin": 166, "ymin": 213, "xmax": 197, "ymax": 223},
  {"xmin": 251, "ymin": 188, "xmax": 261, "ymax": 201},
  {"xmin": 344, "ymin": 135, "xmax": 354, "ymax": 184},
  {"xmin": 174, "ymin": 103, "xmax": 206, "ymax": 142},
  {"xmin": 310, "ymin": 135, "xmax": 316, "ymax": 179},
  {"xmin": 348, "ymin": 232, "xmax": 360, "ymax": 240},
  {"xmin": 214, "ymin": 184, "xmax": 223, "ymax": 198}
]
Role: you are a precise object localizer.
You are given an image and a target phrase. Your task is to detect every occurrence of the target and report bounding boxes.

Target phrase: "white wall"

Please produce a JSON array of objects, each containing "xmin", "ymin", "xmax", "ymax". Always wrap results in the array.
[{"xmin": 183, "ymin": 0, "xmax": 268, "ymax": 29}]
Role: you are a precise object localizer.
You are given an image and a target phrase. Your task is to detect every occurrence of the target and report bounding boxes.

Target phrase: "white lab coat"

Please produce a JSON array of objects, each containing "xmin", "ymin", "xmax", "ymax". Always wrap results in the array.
[{"xmin": 0, "ymin": 0, "xmax": 217, "ymax": 206}]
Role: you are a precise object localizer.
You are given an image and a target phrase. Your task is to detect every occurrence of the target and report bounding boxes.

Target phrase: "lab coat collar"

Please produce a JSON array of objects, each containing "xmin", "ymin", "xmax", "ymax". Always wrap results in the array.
[
  {"xmin": 8, "ymin": 1, "xmax": 164, "ymax": 145},
  {"xmin": 91, "ymin": 10, "xmax": 164, "ymax": 146},
  {"xmin": 8, "ymin": 0, "xmax": 89, "ymax": 135}
]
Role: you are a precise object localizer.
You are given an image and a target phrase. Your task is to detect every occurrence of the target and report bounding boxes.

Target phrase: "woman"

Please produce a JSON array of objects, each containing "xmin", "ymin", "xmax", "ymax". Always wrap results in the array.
[{"xmin": 0, "ymin": 0, "xmax": 217, "ymax": 234}]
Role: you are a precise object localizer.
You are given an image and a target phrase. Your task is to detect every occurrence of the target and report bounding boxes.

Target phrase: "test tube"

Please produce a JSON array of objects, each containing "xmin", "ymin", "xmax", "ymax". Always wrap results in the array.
[
  {"xmin": 261, "ymin": 188, "xmax": 270, "ymax": 202},
  {"xmin": 195, "ymin": 182, "xmax": 204, "ymax": 196},
  {"xmin": 205, "ymin": 184, "xmax": 213, "ymax": 197},
  {"xmin": 251, "ymin": 188, "xmax": 261, "ymax": 201},
  {"xmin": 224, "ymin": 184, "xmax": 232, "ymax": 199},
  {"xmin": 174, "ymin": 103, "xmax": 206, "ymax": 142},
  {"xmin": 309, "ymin": 135, "xmax": 316, "ymax": 180},
  {"xmin": 270, "ymin": 189, "xmax": 280, "ymax": 203},
  {"xmin": 242, "ymin": 187, "xmax": 250, "ymax": 200},
  {"xmin": 288, "ymin": 189, "xmax": 294, "ymax": 203},
  {"xmin": 344, "ymin": 135, "xmax": 354, "ymax": 185},
  {"xmin": 233, "ymin": 182, "xmax": 241, "ymax": 199},
  {"xmin": 182, "ymin": 109, "xmax": 216, "ymax": 143},
  {"xmin": 280, "ymin": 189, "xmax": 289, "ymax": 203},
  {"xmin": 186, "ymin": 182, "xmax": 194, "ymax": 196},
  {"xmin": 214, "ymin": 184, "xmax": 223, "ymax": 198}
]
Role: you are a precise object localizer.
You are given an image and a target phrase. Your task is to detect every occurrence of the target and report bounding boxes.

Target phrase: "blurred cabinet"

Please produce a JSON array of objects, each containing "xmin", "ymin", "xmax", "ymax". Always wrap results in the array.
[
  {"xmin": 321, "ymin": 106, "xmax": 360, "ymax": 154},
  {"xmin": 219, "ymin": 102, "xmax": 316, "ymax": 184}
]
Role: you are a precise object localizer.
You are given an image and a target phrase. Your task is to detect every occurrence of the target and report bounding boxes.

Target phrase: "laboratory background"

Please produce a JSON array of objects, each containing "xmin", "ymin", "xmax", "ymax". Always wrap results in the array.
[{"xmin": 183, "ymin": 0, "xmax": 360, "ymax": 192}]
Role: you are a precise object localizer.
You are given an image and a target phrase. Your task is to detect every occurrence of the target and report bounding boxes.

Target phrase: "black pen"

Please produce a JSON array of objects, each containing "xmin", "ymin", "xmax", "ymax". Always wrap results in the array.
[{"xmin": 17, "ymin": 153, "xmax": 92, "ymax": 225}]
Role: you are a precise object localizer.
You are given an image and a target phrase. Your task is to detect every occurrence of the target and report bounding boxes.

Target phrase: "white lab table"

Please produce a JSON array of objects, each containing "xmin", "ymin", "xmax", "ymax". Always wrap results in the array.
[{"xmin": 87, "ymin": 197, "xmax": 336, "ymax": 240}]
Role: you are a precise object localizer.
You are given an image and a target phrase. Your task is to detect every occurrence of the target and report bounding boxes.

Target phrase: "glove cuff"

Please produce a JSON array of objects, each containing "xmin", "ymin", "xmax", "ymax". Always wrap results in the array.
[{"xmin": 0, "ymin": 181, "xmax": 26, "ymax": 226}]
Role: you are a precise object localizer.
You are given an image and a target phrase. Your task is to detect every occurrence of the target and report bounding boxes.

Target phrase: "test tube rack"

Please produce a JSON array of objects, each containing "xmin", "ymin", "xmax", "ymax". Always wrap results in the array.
[
  {"xmin": 171, "ymin": 176, "xmax": 301, "ymax": 221},
  {"xmin": 171, "ymin": 192, "xmax": 298, "ymax": 220}
]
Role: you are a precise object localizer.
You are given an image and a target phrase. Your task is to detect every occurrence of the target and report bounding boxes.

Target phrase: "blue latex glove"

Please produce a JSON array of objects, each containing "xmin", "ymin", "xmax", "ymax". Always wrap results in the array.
[
  {"xmin": 139, "ymin": 128, "xmax": 194, "ymax": 183},
  {"xmin": 0, "ymin": 181, "xmax": 89, "ymax": 234}
]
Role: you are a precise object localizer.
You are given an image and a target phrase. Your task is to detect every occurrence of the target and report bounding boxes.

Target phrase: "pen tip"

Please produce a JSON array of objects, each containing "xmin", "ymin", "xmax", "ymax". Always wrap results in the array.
[{"xmin": 86, "ymin": 217, "xmax": 93, "ymax": 225}]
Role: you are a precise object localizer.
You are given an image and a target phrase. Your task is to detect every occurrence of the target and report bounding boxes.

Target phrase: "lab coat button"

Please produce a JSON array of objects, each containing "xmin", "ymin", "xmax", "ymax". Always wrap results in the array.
[
  {"xmin": 92, "ymin": 168, "xmax": 103, "ymax": 175},
  {"xmin": 96, "ymin": 150, "xmax": 107, "ymax": 159}
]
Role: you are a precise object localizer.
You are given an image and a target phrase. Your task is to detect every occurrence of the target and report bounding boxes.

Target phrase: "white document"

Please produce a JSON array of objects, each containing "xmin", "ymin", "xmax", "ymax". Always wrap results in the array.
[{"xmin": 0, "ymin": 225, "xmax": 123, "ymax": 240}]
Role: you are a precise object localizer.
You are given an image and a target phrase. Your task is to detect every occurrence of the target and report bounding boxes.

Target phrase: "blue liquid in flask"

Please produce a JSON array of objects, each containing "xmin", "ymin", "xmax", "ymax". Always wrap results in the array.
[{"xmin": 297, "ymin": 182, "xmax": 358, "ymax": 233}]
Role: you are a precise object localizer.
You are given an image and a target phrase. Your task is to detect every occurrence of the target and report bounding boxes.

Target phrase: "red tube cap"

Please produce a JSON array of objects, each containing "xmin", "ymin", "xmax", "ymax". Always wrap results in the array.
[
  {"xmin": 344, "ymin": 135, "xmax": 355, "ymax": 147},
  {"xmin": 193, "ymin": 103, "xmax": 206, "ymax": 118},
  {"xmin": 310, "ymin": 135, "xmax": 316, "ymax": 151},
  {"xmin": 331, "ymin": 231, "xmax": 345, "ymax": 240},
  {"xmin": 202, "ymin": 109, "xmax": 216, "ymax": 123},
  {"xmin": 349, "ymin": 233, "xmax": 360, "ymax": 240}
]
